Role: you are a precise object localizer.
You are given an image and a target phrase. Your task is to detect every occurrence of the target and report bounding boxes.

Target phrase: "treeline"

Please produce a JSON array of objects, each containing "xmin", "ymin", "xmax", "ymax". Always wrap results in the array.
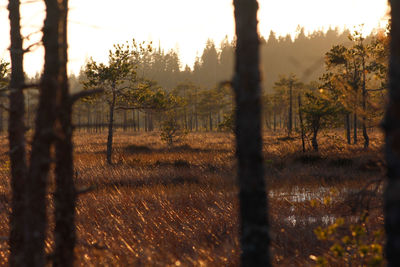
[
  {"xmin": 0, "ymin": 27, "xmax": 388, "ymax": 151},
  {"xmin": 70, "ymin": 27, "xmax": 355, "ymax": 92}
]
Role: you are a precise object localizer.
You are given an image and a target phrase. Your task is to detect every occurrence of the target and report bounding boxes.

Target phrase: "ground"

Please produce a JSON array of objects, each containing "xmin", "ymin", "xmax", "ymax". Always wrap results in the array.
[{"xmin": 0, "ymin": 130, "xmax": 385, "ymax": 266}]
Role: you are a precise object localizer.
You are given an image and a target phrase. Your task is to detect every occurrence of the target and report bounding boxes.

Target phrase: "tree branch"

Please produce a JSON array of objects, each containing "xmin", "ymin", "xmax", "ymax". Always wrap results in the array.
[
  {"xmin": 366, "ymin": 88, "xmax": 386, "ymax": 92},
  {"xmin": 0, "ymin": 83, "xmax": 39, "ymax": 94},
  {"xmin": 22, "ymin": 83, "xmax": 40, "ymax": 89},
  {"xmin": 70, "ymin": 89, "xmax": 104, "ymax": 104},
  {"xmin": 115, "ymin": 105, "xmax": 154, "ymax": 110},
  {"xmin": 23, "ymin": 41, "xmax": 42, "ymax": 53}
]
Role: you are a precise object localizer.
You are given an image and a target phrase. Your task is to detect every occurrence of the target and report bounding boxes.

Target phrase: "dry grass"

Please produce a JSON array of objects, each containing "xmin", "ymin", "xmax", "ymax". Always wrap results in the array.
[{"xmin": 0, "ymin": 130, "xmax": 385, "ymax": 266}]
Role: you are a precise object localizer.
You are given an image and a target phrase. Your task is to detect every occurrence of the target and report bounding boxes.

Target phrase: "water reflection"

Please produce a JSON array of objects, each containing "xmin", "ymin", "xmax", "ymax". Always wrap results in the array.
[{"xmin": 270, "ymin": 186, "xmax": 371, "ymax": 226}]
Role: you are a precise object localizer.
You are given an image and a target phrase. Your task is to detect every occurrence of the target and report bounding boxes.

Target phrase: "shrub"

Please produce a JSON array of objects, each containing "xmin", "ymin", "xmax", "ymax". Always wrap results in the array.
[{"xmin": 160, "ymin": 113, "xmax": 187, "ymax": 146}]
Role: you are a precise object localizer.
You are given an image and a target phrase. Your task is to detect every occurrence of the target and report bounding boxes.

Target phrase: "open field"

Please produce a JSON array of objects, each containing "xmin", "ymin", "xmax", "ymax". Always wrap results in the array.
[{"xmin": 0, "ymin": 130, "xmax": 385, "ymax": 266}]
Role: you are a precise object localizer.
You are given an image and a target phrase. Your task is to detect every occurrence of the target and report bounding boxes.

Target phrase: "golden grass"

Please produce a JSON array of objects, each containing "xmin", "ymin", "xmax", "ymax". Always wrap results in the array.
[{"xmin": 0, "ymin": 130, "xmax": 385, "ymax": 266}]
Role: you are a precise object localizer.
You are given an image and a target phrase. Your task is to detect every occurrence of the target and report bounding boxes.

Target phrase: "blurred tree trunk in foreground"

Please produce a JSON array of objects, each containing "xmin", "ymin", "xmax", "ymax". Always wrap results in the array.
[
  {"xmin": 8, "ymin": 0, "xmax": 28, "ymax": 265},
  {"xmin": 22, "ymin": 0, "xmax": 76, "ymax": 265},
  {"xmin": 233, "ymin": 0, "xmax": 270, "ymax": 266},
  {"xmin": 384, "ymin": 1, "xmax": 400, "ymax": 266},
  {"xmin": 53, "ymin": 0, "xmax": 77, "ymax": 266}
]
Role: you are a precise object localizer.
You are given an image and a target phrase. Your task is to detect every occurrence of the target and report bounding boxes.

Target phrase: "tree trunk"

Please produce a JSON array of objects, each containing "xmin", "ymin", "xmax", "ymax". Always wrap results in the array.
[
  {"xmin": 383, "ymin": 2, "xmax": 400, "ymax": 265},
  {"xmin": 8, "ymin": 0, "xmax": 28, "ymax": 265},
  {"xmin": 233, "ymin": 0, "xmax": 270, "ymax": 266},
  {"xmin": 361, "ymin": 54, "xmax": 369, "ymax": 149},
  {"xmin": 149, "ymin": 113, "xmax": 153, "ymax": 131},
  {"xmin": 107, "ymin": 89, "xmax": 116, "ymax": 164},
  {"xmin": 25, "ymin": 0, "xmax": 61, "ymax": 264},
  {"xmin": 53, "ymin": 0, "xmax": 76, "ymax": 265},
  {"xmin": 144, "ymin": 112, "xmax": 148, "ymax": 132},
  {"xmin": 288, "ymin": 80, "xmax": 293, "ymax": 135},
  {"xmin": 312, "ymin": 129, "xmax": 319, "ymax": 152},
  {"xmin": 353, "ymin": 113, "xmax": 357, "ymax": 144},
  {"xmin": 345, "ymin": 113, "xmax": 351, "ymax": 144},
  {"xmin": 123, "ymin": 109, "xmax": 127, "ymax": 132},
  {"xmin": 86, "ymin": 104, "xmax": 91, "ymax": 133},
  {"xmin": 137, "ymin": 110, "xmax": 140, "ymax": 131},
  {"xmin": 298, "ymin": 94, "xmax": 305, "ymax": 153},
  {"xmin": 132, "ymin": 110, "xmax": 136, "ymax": 131}
]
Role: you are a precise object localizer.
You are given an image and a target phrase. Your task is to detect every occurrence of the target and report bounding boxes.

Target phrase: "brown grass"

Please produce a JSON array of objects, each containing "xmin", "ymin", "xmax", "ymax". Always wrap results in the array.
[{"xmin": 0, "ymin": 130, "xmax": 385, "ymax": 266}]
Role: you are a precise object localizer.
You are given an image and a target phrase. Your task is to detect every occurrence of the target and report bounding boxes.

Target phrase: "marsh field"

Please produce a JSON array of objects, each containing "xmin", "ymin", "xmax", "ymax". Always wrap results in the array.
[{"xmin": 0, "ymin": 130, "xmax": 385, "ymax": 266}]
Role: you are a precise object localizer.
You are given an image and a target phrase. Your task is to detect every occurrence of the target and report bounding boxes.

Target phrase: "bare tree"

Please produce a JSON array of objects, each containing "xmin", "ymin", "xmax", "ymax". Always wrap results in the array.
[
  {"xmin": 8, "ymin": 0, "xmax": 28, "ymax": 265},
  {"xmin": 233, "ymin": 0, "xmax": 270, "ymax": 266},
  {"xmin": 24, "ymin": 0, "xmax": 62, "ymax": 264},
  {"xmin": 53, "ymin": 0, "xmax": 77, "ymax": 266},
  {"xmin": 383, "ymin": 1, "xmax": 400, "ymax": 266}
]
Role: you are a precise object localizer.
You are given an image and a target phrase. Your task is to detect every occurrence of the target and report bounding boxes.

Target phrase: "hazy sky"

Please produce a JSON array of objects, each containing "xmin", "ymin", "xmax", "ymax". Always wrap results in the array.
[{"xmin": 0, "ymin": 0, "xmax": 389, "ymax": 76}]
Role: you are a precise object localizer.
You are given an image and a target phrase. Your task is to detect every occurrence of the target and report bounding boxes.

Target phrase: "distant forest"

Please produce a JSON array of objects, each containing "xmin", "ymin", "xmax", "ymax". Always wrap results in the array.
[
  {"xmin": 68, "ymin": 27, "xmax": 358, "ymax": 93},
  {"xmin": 1, "ymin": 27, "xmax": 387, "ymax": 148}
]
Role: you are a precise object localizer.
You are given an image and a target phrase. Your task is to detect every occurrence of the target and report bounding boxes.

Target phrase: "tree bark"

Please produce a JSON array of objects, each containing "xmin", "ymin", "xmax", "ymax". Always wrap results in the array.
[
  {"xmin": 312, "ymin": 129, "xmax": 319, "ymax": 152},
  {"xmin": 361, "ymin": 53, "xmax": 369, "ymax": 149},
  {"xmin": 24, "ymin": 0, "xmax": 60, "ymax": 265},
  {"xmin": 383, "ymin": 2, "xmax": 400, "ymax": 266},
  {"xmin": 123, "ymin": 109, "xmax": 127, "ymax": 132},
  {"xmin": 345, "ymin": 113, "xmax": 351, "ymax": 145},
  {"xmin": 8, "ymin": 0, "xmax": 28, "ymax": 265},
  {"xmin": 298, "ymin": 94, "xmax": 305, "ymax": 153},
  {"xmin": 353, "ymin": 113, "xmax": 358, "ymax": 144},
  {"xmin": 132, "ymin": 110, "xmax": 136, "ymax": 131},
  {"xmin": 107, "ymin": 88, "xmax": 116, "ymax": 164},
  {"xmin": 53, "ymin": 0, "xmax": 76, "ymax": 265},
  {"xmin": 288, "ymin": 80, "xmax": 293, "ymax": 135},
  {"xmin": 233, "ymin": 0, "xmax": 270, "ymax": 266}
]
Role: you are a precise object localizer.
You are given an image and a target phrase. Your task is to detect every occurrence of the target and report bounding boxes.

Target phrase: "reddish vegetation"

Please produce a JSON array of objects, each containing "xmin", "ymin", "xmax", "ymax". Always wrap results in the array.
[{"xmin": 0, "ymin": 131, "xmax": 384, "ymax": 265}]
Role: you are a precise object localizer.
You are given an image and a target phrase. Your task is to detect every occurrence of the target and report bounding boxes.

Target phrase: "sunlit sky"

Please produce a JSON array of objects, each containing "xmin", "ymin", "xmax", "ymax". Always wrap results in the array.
[{"xmin": 0, "ymin": 0, "xmax": 390, "ymax": 76}]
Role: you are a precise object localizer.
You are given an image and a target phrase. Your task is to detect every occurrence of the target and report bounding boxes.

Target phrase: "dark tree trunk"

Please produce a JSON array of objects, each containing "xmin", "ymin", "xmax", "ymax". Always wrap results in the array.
[
  {"xmin": 288, "ymin": 80, "xmax": 293, "ymax": 135},
  {"xmin": 137, "ymin": 110, "xmax": 140, "ymax": 131},
  {"xmin": 361, "ymin": 55, "xmax": 369, "ymax": 149},
  {"xmin": 149, "ymin": 113, "xmax": 153, "ymax": 131},
  {"xmin": 312, "ymin": 129, "xmax": 319, "ymax": 152},
  {"xmin": 53, "ymin": 0, "xmax": 76, "ymax": 265},
  {"xmin": 298, "ymin": 94, "xmax": 305, "ymax": 153},
  {"xmin": 353, "ymin": 113, "xmax": 358, "ymax": 144},
  {"xmin": 123, "ymin": 109, "xmax": 127, "ymax": 132},
  {"xmin": 86, "ymin": 103, "xmax": 91, "ymax": 133},
  {"xmin": 233, "ymin": 0, "xmax": 270, "ymax": 266},
  {"xmin": 383, "ymin": 2, "xmax": 400, "ymax": 266},
  {"xmin": 8, "ymin": 0, "xmax": 28, "ymax": 265},
  {"xmin": 132, "ymin": 110, "xmax": 136, "ymax": 131},
  {"xmin": 24, "ymin": 0, "xmax": 61, "ymax": 264},
  {"xmin": 107, "ymin": 89, "xmax": 116, "ymax": 164},
  {"xmin": 345, "ymin": 113, "xmax": 351, "ymax": 144},
  {"xmin": 144, "ymin": 112, "xmax": 148, "ymax": 132}
]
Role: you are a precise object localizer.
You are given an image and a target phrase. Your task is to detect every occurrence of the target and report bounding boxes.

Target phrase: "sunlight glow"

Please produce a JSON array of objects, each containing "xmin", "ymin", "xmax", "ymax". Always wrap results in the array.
[{"xmin": 0, "ymin": 0, "xmax": 389, "ymax": 76}]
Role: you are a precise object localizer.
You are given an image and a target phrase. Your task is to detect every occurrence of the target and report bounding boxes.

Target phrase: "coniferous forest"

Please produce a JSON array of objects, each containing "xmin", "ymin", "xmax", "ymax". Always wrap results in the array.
[{"xmin": 0, "ymin": 0, "xmax": 399, "ymax": 266}]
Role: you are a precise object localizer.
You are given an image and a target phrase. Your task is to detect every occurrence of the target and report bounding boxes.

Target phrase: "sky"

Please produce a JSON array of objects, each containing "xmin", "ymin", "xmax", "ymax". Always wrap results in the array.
[{"xmin": 0, "ymin": 0, "xmax": 390, "ymax": 76}]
